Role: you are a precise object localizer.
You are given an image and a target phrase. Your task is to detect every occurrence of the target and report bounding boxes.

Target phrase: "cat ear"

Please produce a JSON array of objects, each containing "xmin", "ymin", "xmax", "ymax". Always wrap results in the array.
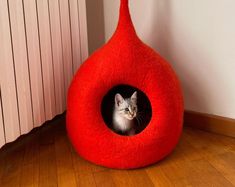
[
  {"xmin": 131, "ymin": 91, "xmax": 137, "ymax": 103},
  {"xmin": 115, "ymin": 93, "xmax": 124, "ymax": 106}
]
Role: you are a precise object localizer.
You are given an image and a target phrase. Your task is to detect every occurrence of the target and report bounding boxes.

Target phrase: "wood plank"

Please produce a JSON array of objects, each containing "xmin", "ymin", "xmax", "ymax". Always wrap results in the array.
[
  {"xmin": 0, "ymin": 139, "xmax": 7, "ymax": 185},
  {"xmin": 207, "ymin": 152, "xmax": 235, "ymax": 186},
  {"xmin": 59, "ymin": 0, "xmax": 73, "ymax": 95},
  {"xmin": 23, "ymin": 0, "xmax": 45, "ymax": 127},
  {"xmin": 55, "ymin": 131, "xmax": 77, "ymax": 187},
  {"xmin": 185, "ymin": 159, "xmax": 233, "ymax": 187},
  {"xmin": 126, "ymin": 169, "xmax": 154, "ymax": 187},
  {"xmin": 48, "ymin": 0, "xmax": 66, "ymax": 114},
  {"xmin": 38, "ymin": 144, "xmax": 57, "ymax": 187},
  {"xmin": 0, "ymin": 0, "xmax": 20, "ymax": 142},
  {"xmin": 171, "ymin": 178, "xmax": 191, "ymax": 187},
  {"xmin": 72, "ymin": 152, "xmax": 107, "ymax": 174},
  {"xmin": 58, "ymin": 119, "xmax": 97, "ymax": 187},
  {"xmin": 77, "ymin": 0, "xmax": 89, "ymax": 61},
  {"xmin": 0, "ymin": 148, "xmax": 25, "ymax": 187},
  {"xmin": 183, "ymin": 128, "xmax": 229, "ymax": 158},
  {"xmin": 20, "ymin": 131, "xmax": 40, "ymax": 187},
  {"xmin": 0, "ymin": 156, "xmax": 5, "ymax": 186},
  {"xmin": 145, "ymin": 166, "xmax": 173, "ymax": 187},
  {"xmin": 93, "ymin": 170, "xmax": 116, "ymax": 187},
  {"xmin": 157, "ymin": 159, "xmax": 193, "ymax": 182},
  {"xmin": 216, "ymin": 133, "xmax": 235, "ymax": 153},
  {"xmin": 160, "ymin": 157, "xmax": 233, "ymax": 186},
  {"xmin": 72, "ymin": 153, "xmax": 94, "ymax": 173},
  {"xmin": 184, "ymin": 110, "xmax": 235, "ymax": 137},
  {"xmin": 175, "ymin": 132, "xmax": 203, "ymax": 161},
  {"xmin": 36, "ymin": 0, "xmax": 56, "ymax": 121},
  {"xmin": 69, "ymin": 0, "xmax": 82, "ymax": 73},
  {"xmin": 76, "ymin": 173, "xmax": 96, "ymax": 187},
  {"xmin": 22, "ymin": 136, "xmax": 39, "ymax": 165},
  {"xmin": 8, "ymin": 0, "xmax": 34, "ymax": 135},
  {"xmin": 109, "ymin": 170, "xmax": 135, "ymax": 187},
  {"xmin": 37, "ymin": 121, "xmax": 58, "ymax": 187},
  {"xmin": 225, "ymin": 175, "xmax": 235, "ymax": 187},
  {"xmin": 0, "ymin": 89, "xmax": 5, "ymax": 148},
  {"xmin": 20, "ymin": 163, "xmax": 39, "ymax": 187}
]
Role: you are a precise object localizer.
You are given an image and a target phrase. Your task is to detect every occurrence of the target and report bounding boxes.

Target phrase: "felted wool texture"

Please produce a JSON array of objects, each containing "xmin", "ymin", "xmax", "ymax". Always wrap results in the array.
[{"xmin": 66, "ymin": 0, "xmax": 184, "ymax": 169}]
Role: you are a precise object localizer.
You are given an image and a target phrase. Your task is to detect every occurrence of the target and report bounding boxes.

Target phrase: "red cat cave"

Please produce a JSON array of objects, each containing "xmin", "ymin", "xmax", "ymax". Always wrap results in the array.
[{"xmin": 66, "ymin": 0, "xmax": 184, "ymax": 169}]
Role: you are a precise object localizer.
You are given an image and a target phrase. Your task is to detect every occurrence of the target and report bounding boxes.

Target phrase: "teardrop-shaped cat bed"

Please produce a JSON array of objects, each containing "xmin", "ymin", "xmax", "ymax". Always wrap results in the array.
[{"xmin": 67, "ymin": 0, "xmax": 183, "ymax": 169}]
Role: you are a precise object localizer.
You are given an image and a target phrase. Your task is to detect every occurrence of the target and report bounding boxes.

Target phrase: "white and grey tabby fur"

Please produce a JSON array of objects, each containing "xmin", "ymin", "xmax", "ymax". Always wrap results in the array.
[{"xmin": 113, "ymin": 91, "xmax": 137, "ymax": 136}]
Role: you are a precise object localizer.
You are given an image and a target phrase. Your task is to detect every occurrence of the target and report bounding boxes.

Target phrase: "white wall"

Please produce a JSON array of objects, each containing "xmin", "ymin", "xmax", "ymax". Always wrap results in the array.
[{"xmin": 100, "ymin": 0, "xmax": 235, "ymax": 119}]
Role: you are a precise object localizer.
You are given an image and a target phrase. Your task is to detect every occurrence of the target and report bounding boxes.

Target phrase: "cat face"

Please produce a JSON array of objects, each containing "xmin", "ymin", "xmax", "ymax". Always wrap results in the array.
[{"xmin": 115, "ymin": 91, "xmax": 137, "ymax": 120}]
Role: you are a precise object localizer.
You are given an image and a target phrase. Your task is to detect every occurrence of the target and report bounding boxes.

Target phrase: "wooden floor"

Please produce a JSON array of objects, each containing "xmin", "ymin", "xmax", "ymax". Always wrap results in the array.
[{"xmin": 0, "ymin": 115, "xmax": 235, "ymax": 187}]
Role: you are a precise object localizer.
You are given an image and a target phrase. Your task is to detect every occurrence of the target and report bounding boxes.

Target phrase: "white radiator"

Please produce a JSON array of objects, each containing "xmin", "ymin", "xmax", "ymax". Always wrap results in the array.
[{"xmin": 0, "ymin": 0, "xmax": 88, "ymax": 147}]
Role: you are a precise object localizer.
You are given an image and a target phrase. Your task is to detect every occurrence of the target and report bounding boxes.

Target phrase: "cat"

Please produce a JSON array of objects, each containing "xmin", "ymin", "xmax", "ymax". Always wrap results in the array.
[{"xmin": 113, "ymin": 91, "xmax": 137, "ymax": 136}]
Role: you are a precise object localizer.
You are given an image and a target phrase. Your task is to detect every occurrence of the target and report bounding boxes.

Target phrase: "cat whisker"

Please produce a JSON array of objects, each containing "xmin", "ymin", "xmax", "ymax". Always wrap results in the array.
[
  {"xmin": 136, "ymin": 115, "xmax": 144, "ymax": 126},
  {"xmin": 137, "ymin": 112, "xmax": 145, "ymax": 117},
  {"xmin": 136, "ymin": 117, "xmax": 141, "ymax": 126},
  {"xmin": 137, "ymin": 114, "xmax": 144, "ymax": 121}
]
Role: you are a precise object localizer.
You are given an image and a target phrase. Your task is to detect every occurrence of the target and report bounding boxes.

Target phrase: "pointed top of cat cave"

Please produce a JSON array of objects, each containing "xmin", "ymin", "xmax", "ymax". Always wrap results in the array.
[{"xmin": 112, "ymin": 0, "xmax": 138, "ymax": 41}]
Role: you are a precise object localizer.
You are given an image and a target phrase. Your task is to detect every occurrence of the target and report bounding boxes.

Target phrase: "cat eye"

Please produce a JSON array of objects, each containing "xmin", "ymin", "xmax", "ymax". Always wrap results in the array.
[{"xmin": 125, "ymin": 108, "xmax": 129, "ymax": 111}]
